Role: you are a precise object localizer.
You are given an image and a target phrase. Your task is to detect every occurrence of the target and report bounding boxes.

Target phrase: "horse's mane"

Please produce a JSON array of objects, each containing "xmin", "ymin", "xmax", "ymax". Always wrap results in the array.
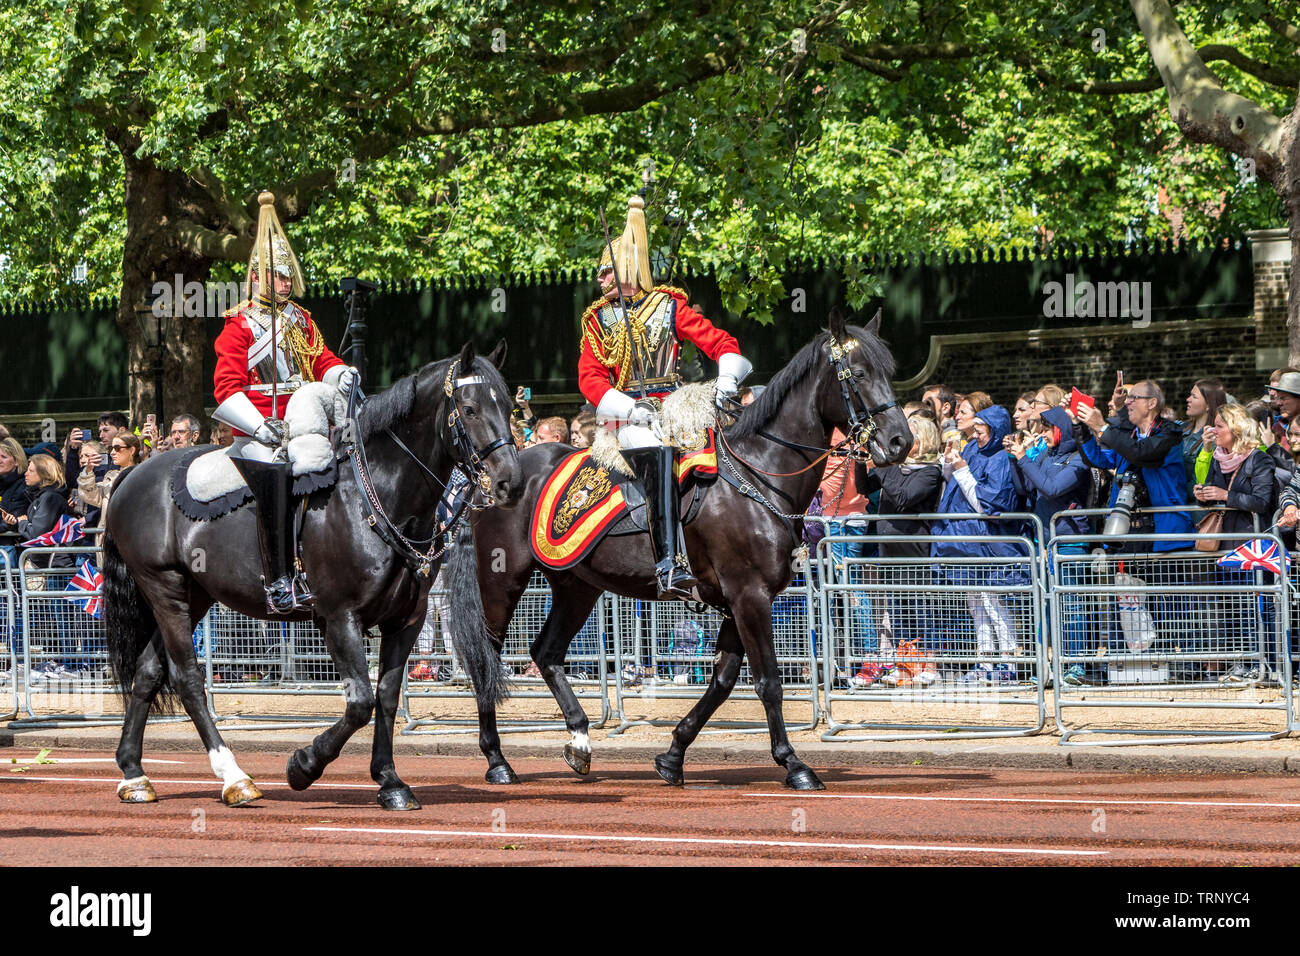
[
  {"xmin": 357, "ymin": 366, "xmax": 422, "ymax": 439},
  {"xmin": 729, "ymin": 324, "xmax": 895, "ymax": 439},
  {"xmin": 357, "ymin": 355, "xmax": 509, "ymax": 440}
]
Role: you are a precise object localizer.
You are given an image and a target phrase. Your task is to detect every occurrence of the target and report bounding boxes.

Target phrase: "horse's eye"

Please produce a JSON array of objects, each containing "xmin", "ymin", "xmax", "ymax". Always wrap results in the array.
[
  {"xmin": 462, "ymin": 404, "xmax": 478, "ymax": 418},
  {"xmin": 853, "ymin": 369, "xmax": 867, "ymax": 379}
]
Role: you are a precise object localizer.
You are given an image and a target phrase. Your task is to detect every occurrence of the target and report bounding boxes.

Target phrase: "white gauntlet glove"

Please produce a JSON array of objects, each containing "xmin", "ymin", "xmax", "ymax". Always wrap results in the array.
[
  {"xmin": 715, "ymin": 352, "xmax": 753, "ymax": 407},
  {"xmin": 628, "ymin": 402, "xmax": 657, "ymax": 427},
  {"xmin": 324, "ymin": 364, "xmax": 361, "ymax": 399}
]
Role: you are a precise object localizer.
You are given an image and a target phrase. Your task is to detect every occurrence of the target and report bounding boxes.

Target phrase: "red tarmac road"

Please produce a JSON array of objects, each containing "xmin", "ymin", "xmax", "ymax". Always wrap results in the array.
[{"xmin": 3, "ymin": 748, "xmax": 1300, "ymax": 865}]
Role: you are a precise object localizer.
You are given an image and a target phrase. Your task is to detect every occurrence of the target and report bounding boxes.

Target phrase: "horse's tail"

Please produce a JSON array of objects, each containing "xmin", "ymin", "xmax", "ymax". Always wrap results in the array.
[
  {"xmin": 102, "ymin": 488, "xmax": 171, "ymax": 715},
  {"xmin": 444, "ymin": 523, "xmax": 511, "ymax": 708}
]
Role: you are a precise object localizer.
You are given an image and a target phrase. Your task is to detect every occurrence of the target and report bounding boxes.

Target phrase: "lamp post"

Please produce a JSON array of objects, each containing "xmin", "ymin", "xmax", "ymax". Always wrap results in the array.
[
  {"xmin": 340, "ymin": 277, "xmax": 376, "ymax": 384},
  {"xmin": 133, "ymin": 288, "xmax": 170, "ymax": 428}
]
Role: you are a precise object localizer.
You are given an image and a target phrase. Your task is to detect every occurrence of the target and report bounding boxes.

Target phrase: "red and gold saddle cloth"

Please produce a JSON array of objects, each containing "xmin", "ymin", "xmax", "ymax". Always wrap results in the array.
[{"xmin": 530, "ymin": 431, "xmax": 718, "ymax": 570}]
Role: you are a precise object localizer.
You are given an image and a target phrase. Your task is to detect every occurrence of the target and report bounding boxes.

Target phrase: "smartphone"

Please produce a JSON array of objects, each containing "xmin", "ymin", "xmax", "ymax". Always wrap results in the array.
[
  {"xmin": 522, "ymin": 387, "xmax": 532, "ymax": 401},
  {"xmin": 146, "ymin": 413, "xmax": 156, "ymax": 427},
  {"xmin": 81, "ymin": 429, "xmax": 93, "ymax": 442},
  {"xmin": 1117, "ymin": 371, "xmax": 1124, "ymax": 389},
  {"xmin": 1069, "ymin": 387, "xmax": 1095, "ymax": 417}
]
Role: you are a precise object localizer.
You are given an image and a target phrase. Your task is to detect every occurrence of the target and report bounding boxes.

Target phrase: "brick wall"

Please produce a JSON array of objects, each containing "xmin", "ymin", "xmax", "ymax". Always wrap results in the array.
[
  {"xmin": 896, "ymin": 317, "xmax": 1260, "ymax": 410},
  {"xmin": 1250, "ymin": 227, "xmax": 1291, "ymax": 365}
]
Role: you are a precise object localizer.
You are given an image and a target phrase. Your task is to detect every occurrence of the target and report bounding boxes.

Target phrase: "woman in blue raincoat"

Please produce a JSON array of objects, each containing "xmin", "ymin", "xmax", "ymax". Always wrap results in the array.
[{"xmin": 931, "ymin": 404, "xmax": 1029, "ymax": 684}]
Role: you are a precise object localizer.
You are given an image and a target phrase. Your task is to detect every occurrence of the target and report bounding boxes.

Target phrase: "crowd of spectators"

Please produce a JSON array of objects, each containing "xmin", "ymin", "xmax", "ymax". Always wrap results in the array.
[
  {"xmin": 0, "ymin": 412, "xmax": 213, "ymax": 680},
  {"xmin": 833, "ymin": 368, "xmax": 1300, "ymax": 690}
]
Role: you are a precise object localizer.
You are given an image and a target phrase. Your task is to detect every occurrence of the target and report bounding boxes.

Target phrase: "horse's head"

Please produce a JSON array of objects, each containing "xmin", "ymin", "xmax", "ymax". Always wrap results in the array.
[
  {"xmin": 821, "ymin": 309, "xmax": 911, "ymax": 466},
  {"xmin": 439, "ymin": 339, "xmax": 525, "ymax": 508}
]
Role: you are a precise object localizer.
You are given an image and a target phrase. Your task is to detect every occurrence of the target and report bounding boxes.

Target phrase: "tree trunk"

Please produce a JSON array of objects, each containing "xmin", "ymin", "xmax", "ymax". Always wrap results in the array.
[{"xmin": 117, "ymin": 147, "xmax": 218, "ymax": 429}]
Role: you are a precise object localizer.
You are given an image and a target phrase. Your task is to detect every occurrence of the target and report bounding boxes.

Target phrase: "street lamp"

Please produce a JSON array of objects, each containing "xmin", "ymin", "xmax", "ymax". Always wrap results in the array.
[
  {"xmin": 340, "ymin": 277, "xmax": 376, "ymax": 385},
  {"xmin": 132, "ymin": 287, "xmax": 171, "ymax": 428}
]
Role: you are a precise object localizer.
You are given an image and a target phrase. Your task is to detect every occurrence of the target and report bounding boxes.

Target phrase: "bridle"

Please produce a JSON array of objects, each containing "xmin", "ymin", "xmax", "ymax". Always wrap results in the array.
[
  {"xmin": 714, "ymin": 333, "xmax": 898, "ymax": 534},
  {"xmin": 827, "ymin": 334, "xmax": 898, "ymax": 452},
  {"xmin": 440, "ymin": 359, "xmax": 515, "ymax": 503},
  {"xmin": 346, "ymin": 358, "xmax": 513, "ymax": 578},
  {"xmin": 717, "ymin": 333, "xmax": 898, "ymax": 480}
]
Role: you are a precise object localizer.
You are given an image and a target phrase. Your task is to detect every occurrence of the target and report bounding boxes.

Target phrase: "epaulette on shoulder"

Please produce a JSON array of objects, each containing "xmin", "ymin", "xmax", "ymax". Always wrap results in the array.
[
  {"xmin": 580, "ymin": 297, "xmax": 606, "ymax": 326},
  {"xmin": 223, "ymin": 299, "xmax": 251, "ymax": 319},
  {"xmin": 653, "ymin": 285, "xmax": 688, "ymax": 299},
  {"xmin": 294, "ymin": 301, "xmax": 312, "ymax": 321}
]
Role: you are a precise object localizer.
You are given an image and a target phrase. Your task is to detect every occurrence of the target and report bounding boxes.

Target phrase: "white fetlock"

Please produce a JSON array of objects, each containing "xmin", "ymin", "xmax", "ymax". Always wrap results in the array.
[
  {"xmin": 117, "ymin": 775, "xmax": 157, "ymax": 803},
  {"xmin": 570, "ymin": 731, "xmax": 591, "ymax": 754}
]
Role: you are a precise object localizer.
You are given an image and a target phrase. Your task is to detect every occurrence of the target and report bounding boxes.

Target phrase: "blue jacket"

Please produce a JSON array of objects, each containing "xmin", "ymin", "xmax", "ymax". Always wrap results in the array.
[
  {"xmin": 1015, "ymin": 406, "xmax": 1089, "ymax": 542},
  {"xmin": 1080, "ymin": 408, "xmax": 1193, "ymax": 551},
  {"xmin": 931, "ymin": 405, "xmax": 1030, "ymax": 586}
]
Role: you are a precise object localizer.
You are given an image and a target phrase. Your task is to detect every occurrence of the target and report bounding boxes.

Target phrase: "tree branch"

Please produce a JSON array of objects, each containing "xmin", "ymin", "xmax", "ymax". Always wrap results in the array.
[
  {"xmin": 1130, "ymin": 0, "xmax": 1285, "ymax": 182},
  {"xmin": 1262, "ymin": 9, "xmax": 1300, "ymax": 46},
  {"xmin": 166, "ymin": 219, "xmax": 252, "ymax": 261}
]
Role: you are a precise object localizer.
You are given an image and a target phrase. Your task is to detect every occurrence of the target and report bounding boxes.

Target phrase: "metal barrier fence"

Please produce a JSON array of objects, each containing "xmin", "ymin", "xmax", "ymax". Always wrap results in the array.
[
  {"xmin": 0, "ymin": 551, "xmax": 16, "ymax": 720},
  {"xmin": 401, "ymin": 570, "xmax": 611, "ymax": 735},
  {"xmin": 5, "ymin": 507, "xmax": 1300, "ymax": 751},
  {"xmin": 15, "ymin": 544, "xmax": 122, "ymax": 727},
  {"xmin": 818, "ymin": 514, "xmax": 1047, "ymax": 740},
  {"xmin": 608, "ymin": 576, "xmax": 819, "ymax": 735},
  {"xmin": 1049, "ymin": 509, "xmax": 1294, "ymax": 745}
]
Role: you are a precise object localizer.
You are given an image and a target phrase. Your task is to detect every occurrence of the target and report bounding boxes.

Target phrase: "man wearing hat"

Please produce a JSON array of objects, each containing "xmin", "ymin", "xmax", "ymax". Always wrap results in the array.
[
  {"xmin": 212, "ymin": 192, "xmax": 360, "ymax": 614},
  {"xmin": 1269, "ymin": 371, "xmax": 1300, "ymax": 452},
  {"xmin": 578, "ymin": 195, "xmax": 752, "ymax": 600}
]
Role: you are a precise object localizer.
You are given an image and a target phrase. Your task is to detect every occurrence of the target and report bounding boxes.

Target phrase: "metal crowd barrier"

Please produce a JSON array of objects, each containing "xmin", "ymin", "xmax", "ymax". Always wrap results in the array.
[
  {"xmin": 13, "ymin": 544, "xmax": 124, "ymax": 728},
  {"xmin": 401, "ymin": 570, "xmax": 611, "ymax": 736},
  {"xmin": 817, "ymin": 513, "xmax": 1047, "ymax": 740},
  {"xmin": 1048, "ymin": 506, "xmax": 1293, "ymax": 746},
  {"xmin": 0, "ymin": 551, "xmax": 16, "ymax": 720},
  {"xmin": 608, "ymin": 575, "xmax": 819, "ymax": 736}
]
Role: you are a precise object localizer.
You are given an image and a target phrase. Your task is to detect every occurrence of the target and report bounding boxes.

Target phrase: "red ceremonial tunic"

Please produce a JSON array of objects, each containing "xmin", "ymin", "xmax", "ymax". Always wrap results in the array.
[
  {"xmin": 577, "ymin": 286, "xmax": 739, "ymax": 407},
  {"xmin": 213, "ymin": 300, "xmax": 344, "ymax": 426}
]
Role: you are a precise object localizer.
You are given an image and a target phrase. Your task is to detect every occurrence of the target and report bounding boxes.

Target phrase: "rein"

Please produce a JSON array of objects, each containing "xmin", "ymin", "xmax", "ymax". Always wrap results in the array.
[
  {"xmin": 345, "ymin": 359, "xmax": 510, "ymax": 578},
  {"xmin": 714, "ymin": 332, "xmax": 897, "ymax": 529}
]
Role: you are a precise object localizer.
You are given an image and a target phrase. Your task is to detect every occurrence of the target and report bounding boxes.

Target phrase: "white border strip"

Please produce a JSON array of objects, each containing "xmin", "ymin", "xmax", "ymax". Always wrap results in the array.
[
  {"xmin": 750, "ymin": 792, "xmax": 1300, "ymax": 810},
  {"xmin": 303, "ymin": 825, "xmax": 1106, "ymax": 857}
]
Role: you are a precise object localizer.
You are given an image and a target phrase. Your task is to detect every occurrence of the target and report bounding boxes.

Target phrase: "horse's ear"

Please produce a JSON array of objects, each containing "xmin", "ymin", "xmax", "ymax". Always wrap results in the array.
[
  {"xmin": 865, "ymin": 307, "xmax": 882, "ymax": 336},
  {"xmin": 486, "ymin": 338, "xmax": 507, "ymax": 370},
  {"xmin": 458, "ymin": 339, "xmax": 477, "ymax": 370},
  {"xmin": 828, "ymin": 306, "xmax": 847, "ymax": 342}
]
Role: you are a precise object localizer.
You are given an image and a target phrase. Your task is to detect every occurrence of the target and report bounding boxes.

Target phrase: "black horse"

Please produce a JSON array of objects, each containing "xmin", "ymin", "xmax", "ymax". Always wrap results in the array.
[
  {"xmin": 103, "ymin": 341, "xmax": 523, "ymax": 809},
  {"xmin": 456, "ymin": 312, "xmax": 910, "ymax": 790}
]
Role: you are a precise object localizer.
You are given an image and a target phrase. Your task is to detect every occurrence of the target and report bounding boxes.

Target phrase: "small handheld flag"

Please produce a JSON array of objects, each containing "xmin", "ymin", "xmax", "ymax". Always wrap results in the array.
[
  {"xmin": 20, "ymin": 515, "xmax": 84, "ymax": 548},
  {"xmin": 1217, "ymin": 538, "xmax": 1290, "ymax": 575},
  {"xmin": 65, "ymin": 558, "xmax": 103, "ymax": 618}
]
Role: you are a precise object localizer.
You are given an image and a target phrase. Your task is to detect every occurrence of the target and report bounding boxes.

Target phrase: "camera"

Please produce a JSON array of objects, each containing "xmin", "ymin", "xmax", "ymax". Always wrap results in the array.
[{"xmin": 1103, "ymin": 470, "xmax": 1146, "ymax": 536}]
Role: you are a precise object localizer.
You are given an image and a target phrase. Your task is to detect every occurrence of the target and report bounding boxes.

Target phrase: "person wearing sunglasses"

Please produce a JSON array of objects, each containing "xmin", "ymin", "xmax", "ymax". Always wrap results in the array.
[{"xmin": 76, "ymin": 434, "xmax": 142, "ymax": 526}]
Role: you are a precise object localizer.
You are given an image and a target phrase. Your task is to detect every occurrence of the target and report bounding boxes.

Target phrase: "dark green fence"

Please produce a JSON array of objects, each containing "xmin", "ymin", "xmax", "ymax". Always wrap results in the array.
[{"xmin": 0, "ymin": 236, "xmax": 1253, "ymax": 416}]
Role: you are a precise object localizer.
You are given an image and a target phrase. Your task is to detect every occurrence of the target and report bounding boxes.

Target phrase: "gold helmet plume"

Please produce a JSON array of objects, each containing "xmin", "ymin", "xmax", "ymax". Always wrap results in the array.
[
  {"xmin": 247, "ymin": 191, "xmax": 306, "ymax": 298},
  {"xmin": 598, "ymin": 195, "xmax": 653, "ymax": 294}
]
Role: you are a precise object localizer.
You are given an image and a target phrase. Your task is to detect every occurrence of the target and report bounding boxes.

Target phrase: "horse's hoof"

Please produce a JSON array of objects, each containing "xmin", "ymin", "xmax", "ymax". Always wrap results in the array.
[
  {"xmin": 564, "ymin": 743, "xmax": 591, "ymax": 776},
  {"xmin": 222, "ymin": 777, "xmax": 263, "ymax": 807},
  {"xmin": 116, "ymin": 777, "xmax": 157, "ymax": 804},
  {"xmin": 377, "ymin": 787, "xmax": 422, "ymax": 811},
  {"xmin": 286, "ymin": 749, "xmax": 319, "ymax": 791},
  {"xmin": 654, "ymin": 753, "xmax": 684, "ymax": 786},
  {"xmin": 784, "ymin": 767, "xmax": 826, "ymax": 791},
  {"xmin": 485, "ymin": 764, "xmax": 519, "ymax": 785}
]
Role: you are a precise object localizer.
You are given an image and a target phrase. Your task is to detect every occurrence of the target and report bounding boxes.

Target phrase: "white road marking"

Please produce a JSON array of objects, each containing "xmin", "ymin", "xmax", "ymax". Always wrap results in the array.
[
  {"xmin": 303, "ymin": 825, "xmax": 1107, "ymax": 857},
  {"xmin": 749, "ymin": 792, "xmax": 1300, "ymax": 810},
  {"xmin": 10, "ymin": 757, "xmax": 184, "ymax": 765},
  {"xmin": 0, "ymin": 776, "xmax": 376, "ymax": 790}
]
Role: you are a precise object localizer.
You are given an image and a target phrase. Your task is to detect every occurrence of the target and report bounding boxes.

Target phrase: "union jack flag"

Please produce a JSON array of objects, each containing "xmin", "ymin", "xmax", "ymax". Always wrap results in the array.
[
  {"xmin": 20, "ymin": 515, "xmax": 84, "ymax": 548},
  {"xmin": 65, "ymin": 558, "xmax": 103, "ymax": 618},
  {"xmin": 1217, "ymin": 538, "xmax": 1291, "ymax": 575}
]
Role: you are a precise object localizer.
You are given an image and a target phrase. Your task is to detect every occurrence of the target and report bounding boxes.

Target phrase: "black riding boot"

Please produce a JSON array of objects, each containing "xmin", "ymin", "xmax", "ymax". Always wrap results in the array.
[
  {"xmin": 627, "ymin": 445, "xmax": 699, "ymax": 601},
  {"xmin": 231, "ymin": 457, "xmax": 316, "ymax": 616}
]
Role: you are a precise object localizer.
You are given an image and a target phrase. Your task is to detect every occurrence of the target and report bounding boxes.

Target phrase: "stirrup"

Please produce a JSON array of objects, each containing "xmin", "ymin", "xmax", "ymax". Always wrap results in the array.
[
  {"xmin": 265, "ymin": 576, "xmax": 315, "ymax": 616},
  {"xmin": 654, "ymin": 560, "xmax": 700, "ymax": 603}
]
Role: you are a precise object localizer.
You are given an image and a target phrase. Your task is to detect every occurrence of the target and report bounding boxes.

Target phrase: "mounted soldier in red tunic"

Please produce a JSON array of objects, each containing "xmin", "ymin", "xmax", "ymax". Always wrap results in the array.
[
  {"xmin": 578, "ymin": 195, "xmax": 752, "ymax": 600},
  {"xmin": 211, "ymin": 192, "xmax": 360, "ymax": 614}
]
